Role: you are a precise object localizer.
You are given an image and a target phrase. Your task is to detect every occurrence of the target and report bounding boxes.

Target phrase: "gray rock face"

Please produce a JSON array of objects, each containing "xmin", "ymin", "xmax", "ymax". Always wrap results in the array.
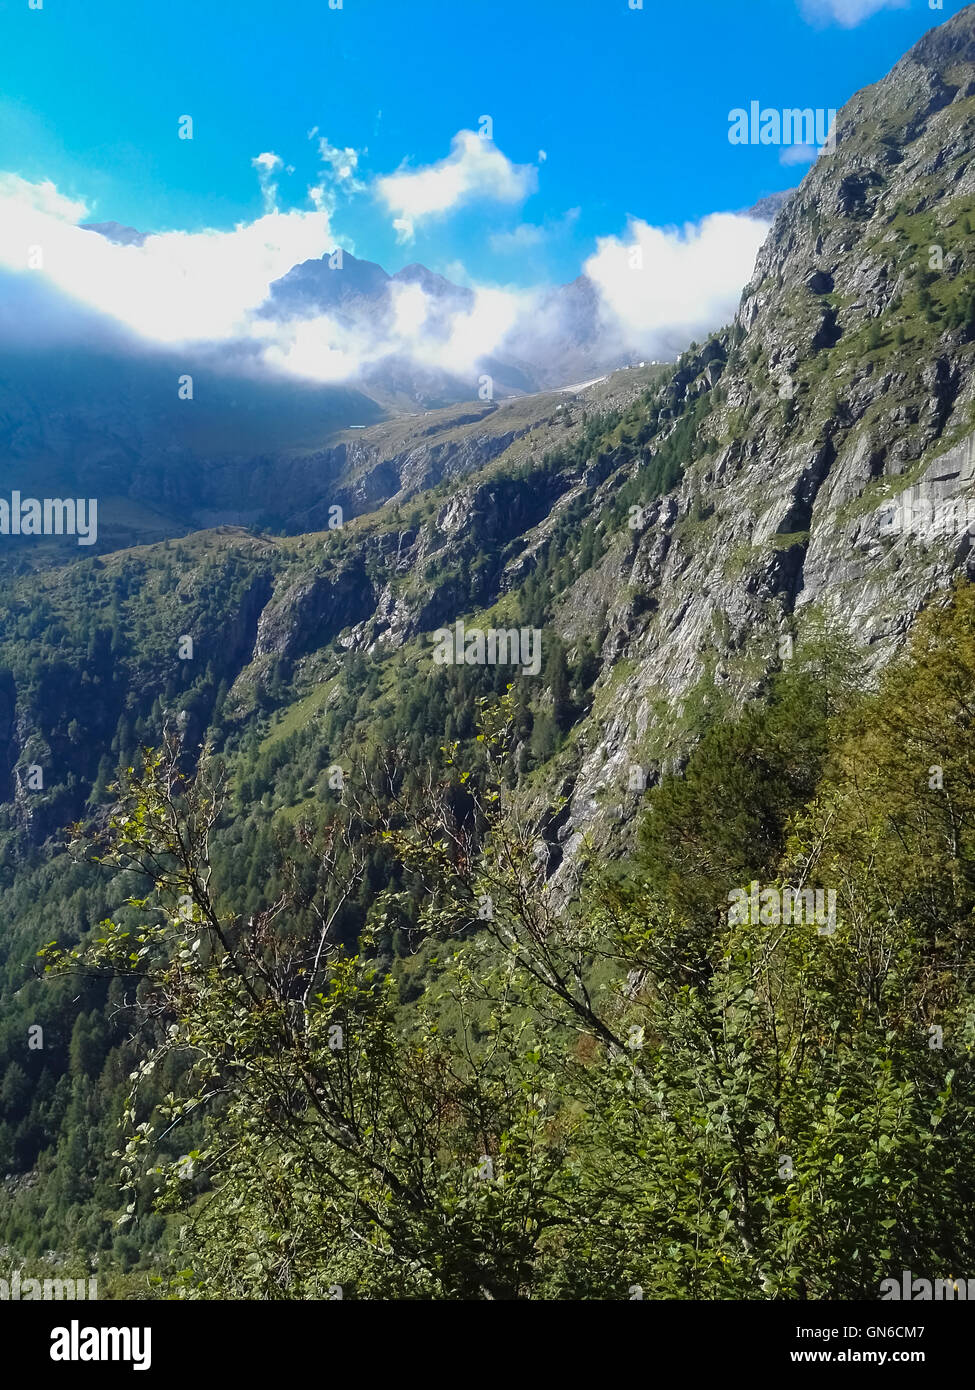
[{"xmin": 536, "ymin": 6, "xmax": 975, "ymax": 874}]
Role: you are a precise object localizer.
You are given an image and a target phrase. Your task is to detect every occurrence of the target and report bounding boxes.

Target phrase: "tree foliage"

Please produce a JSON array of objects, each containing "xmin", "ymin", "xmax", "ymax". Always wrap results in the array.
[{"xmin": 39, "ymin": 585, "xmax": 975, "ymax": 1297}]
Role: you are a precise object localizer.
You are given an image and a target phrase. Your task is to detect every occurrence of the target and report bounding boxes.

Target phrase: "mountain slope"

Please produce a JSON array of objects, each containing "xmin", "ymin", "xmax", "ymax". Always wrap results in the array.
[
  {"xmin": 547, "ymin": 5, "xmax": 975, "ymax": 866},
  {"xmin": 3, "ymin": 6, "xmax": 975, "ymax": 938},
  {"xmin": 2, "ymin": 5, "xmax": 975, "ymax": 1272},
  {"xmin": 210, "ymin": 4, "xmax": 975, "ymax": 875}
]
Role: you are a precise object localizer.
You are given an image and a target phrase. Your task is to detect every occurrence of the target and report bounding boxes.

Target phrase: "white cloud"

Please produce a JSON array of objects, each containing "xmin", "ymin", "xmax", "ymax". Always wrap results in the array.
[
  {"xmin": 308, "ymin": 133, "xmax": 366, "ymax": 211},
  {"xmin": 390, "ymin": 280, "xmax": 430, "ymax": 338},
  {"xmin": 490, "ymin": 206, "xmax": 580, "ymax": 254},
  {"xmin": 437, "ymin": 286, "xmax": 522, "ymax": 373},
  {"xmin": 0, "ymin": 173, "xmax": 88, "ymax": 223},
  {"xmin": 798, "ymin": 0, "xmax": 907, "ymax": 27},
  {"xmin": 0, "ymin": 171, "xmax": 332, "ymax": 345},
  {"xmin": 780, "ymin": 143, "xmax": 818, "ymax": 166},
  {"xmin": 375, "ymin": 130, "xmax": 537, "ymax": 243},
  {"xmin": 260, "ymin": 279, "xmax": 524, "ymax": 385},
  {"xmin": 584, "ymin": 212, "xmax": 770, "ymax": 356},
  {"xmin": 252, "ymin": 151, "xmax": 283, "ymax": 213},
  {"xmin": 490, "ymin": 223, "xmax": 548, "ymax": 252},
  {"xmin": 441, "ymin": 259, "xmax": 472, "ymax": 287}
]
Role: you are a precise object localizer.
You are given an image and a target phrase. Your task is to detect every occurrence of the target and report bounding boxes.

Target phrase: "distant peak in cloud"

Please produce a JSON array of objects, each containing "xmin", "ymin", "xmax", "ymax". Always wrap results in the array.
[
  {"xmin": 392, "ymin": 262, "xmax": 470, "ymax": 299},
  {"xmin": 0, "ymin": 164, "xmax": 770, "ymax": 409},
  {"xmin": 81, "ymin": 220, "xmax": 147, "ymax": 247}
]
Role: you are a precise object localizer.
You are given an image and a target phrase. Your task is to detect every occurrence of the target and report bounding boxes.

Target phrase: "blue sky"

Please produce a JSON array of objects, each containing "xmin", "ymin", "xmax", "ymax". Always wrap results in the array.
[{"xmin": 0, "ymin": 0, "xmax": 963, "ymax": 289}]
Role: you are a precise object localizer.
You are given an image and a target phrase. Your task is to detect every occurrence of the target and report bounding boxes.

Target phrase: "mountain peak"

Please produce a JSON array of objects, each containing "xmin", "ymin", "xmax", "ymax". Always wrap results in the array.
[
  {"xmin": 906, "ymin": 2, "xmax": 975, "ymax": 66},
  {"xmin": 81, "ymin": 220, "xmax": 147, "ymax": 247},
  {"xmin": 392, "ymin": 263, "xmax": 468, "ymax": 298}
]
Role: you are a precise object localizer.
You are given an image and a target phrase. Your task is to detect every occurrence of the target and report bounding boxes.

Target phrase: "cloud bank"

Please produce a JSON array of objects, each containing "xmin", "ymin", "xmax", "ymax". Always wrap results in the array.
[
  {"xmin": 0, "ymin": 171, "xmax": 332, "ymax": 345},
  {"xmin": 584, "ymin": 212, "xmax": 770, "ymax": 357},
  {"xmin": 0, "ymin": 157, "xmax": 771, "ymax": 396},
  {"xmin": 258, "ymin": 280, "xmax": 525, "ymax": 386}
]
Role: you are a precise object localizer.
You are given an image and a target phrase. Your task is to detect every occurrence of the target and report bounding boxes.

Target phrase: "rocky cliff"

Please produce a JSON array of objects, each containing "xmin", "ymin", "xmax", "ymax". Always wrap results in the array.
[{"xmin": 542, "ymin": 7, "xmax": 975, "ymax": 870}]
